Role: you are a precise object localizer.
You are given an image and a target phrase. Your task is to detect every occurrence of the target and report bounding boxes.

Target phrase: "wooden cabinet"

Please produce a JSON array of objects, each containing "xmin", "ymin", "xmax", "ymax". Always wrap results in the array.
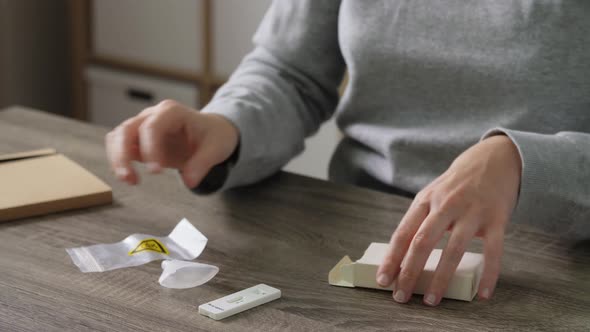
[
  {"xmin": 92, "ymin": 0, "xmax": 205, "ymax": 74},
  {"xmin": 86, "ymin": 66, "xmax": 199, "ymax": 127},
  {"xmin": 70, "ymin": 0, "xmax": 270, "ymax": 121}
]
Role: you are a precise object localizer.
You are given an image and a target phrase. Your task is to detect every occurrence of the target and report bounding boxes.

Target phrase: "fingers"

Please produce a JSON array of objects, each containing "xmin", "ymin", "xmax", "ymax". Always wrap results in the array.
[
  {"xmin": 105, "ymin": 100, "xmax": 239, "ymax": 190},
  {"xmin": 180, "ymin": 139, "xmax": 222, "ymax": 188},
  {"xmin": 423, "ymin": 214, "xmax": 479, "ymax": 306},
  {"xmin": 105, "ymin": 113, "xmax": 150, "ymax": 185},
  {"xmin": 392, "ymin": 210, "xmax": 454, "ymax": 303},
  {"xmin": 106, "ymin": 100, "xmax": 237, "ymax": 189},
  {"xmin": 138, "ymin": 103, "xmax": 188, "ymax": 171},
  {"xmin": 478, "ymin": 226, "xmax": 504, "ymax": 300},
  {"xmin": 376, "ymin": 197, "xmax": 430, "ymax": 288}
]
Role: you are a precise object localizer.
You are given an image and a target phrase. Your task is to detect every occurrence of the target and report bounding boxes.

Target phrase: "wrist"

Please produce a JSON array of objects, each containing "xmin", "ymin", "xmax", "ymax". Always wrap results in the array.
[
  {"xmin": 206, "ymin": 113, "xmax": 240, "ymax": 152},
  {"xmin": 486, "ymin": 135, "xmax": 522, "ymax": 176}
]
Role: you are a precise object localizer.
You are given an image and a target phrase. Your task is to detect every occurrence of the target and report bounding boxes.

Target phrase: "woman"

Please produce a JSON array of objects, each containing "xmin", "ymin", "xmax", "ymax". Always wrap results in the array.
[{"xmin": 105, "ymin": 1, "xmax": 590, "ymax": 306}]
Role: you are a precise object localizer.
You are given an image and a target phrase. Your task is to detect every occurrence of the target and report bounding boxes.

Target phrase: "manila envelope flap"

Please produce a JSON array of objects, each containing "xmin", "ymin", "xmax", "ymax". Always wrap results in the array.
[{"xmin": 0, "ymin": 148, "xmax": 57, "ymax": 163}]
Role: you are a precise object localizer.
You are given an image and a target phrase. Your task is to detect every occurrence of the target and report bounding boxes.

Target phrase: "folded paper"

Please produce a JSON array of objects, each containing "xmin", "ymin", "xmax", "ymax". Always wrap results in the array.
[
  {"xmin": 67, "ymin": 218, "xmax": 208, "ymax": 272},
  {"xmin": 329, "ymin": 242, "xmax": 483, "ymax": 301}
]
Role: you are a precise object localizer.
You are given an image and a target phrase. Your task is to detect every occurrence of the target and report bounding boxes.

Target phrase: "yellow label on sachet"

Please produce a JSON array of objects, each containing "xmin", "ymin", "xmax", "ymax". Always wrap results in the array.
[{"xmin": 128, "ymin": 238, "xmax": 169, "ymax": 255}]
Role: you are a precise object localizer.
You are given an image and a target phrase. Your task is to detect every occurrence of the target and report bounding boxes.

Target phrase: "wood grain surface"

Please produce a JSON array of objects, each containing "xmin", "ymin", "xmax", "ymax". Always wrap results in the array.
[{"xmin": 0, "ymin": 107, "xmax": 588, "ymax": 332}]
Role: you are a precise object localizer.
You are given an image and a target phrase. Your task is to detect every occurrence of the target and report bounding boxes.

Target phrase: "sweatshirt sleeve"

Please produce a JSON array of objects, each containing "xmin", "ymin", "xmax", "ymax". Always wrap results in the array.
[
  {"xmin": 197, "ymin": 0, "xmax": 345, "ymax": 191},
  {"xmin": 482, "ymin": 128, "xmax": 590, "ymax": 239}
]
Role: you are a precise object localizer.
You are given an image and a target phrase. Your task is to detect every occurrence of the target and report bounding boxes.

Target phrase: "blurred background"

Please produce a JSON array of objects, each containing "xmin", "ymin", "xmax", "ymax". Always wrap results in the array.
[{"xmin": 0, "ymin": 0, "xmax": 340, "ymax": 180}]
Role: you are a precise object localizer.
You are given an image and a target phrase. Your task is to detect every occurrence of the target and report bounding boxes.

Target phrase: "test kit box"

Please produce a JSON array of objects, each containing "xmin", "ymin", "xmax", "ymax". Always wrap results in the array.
[
  {"xmin": 329, "ymin": 242, "xmax": 484, "ymax": 301},
  {"xmin": 0, "ymin": 148, "xmax": 112, "ymax": 222}
]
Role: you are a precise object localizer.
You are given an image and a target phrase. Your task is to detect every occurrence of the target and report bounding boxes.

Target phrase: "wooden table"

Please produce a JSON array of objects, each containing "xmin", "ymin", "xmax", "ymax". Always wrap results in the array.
[{"xmin": 0, "ymin": 107, "xmax": 588, "ymax": 331}]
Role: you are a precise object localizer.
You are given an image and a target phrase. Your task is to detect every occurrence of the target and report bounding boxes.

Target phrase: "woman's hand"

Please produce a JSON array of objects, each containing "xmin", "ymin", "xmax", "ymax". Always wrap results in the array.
[
  {"xmin": 376, "ymin": 135, "xmax": 522, "ymax": 306},
  {"xmin": 105, "ymin": 100, "xmax": 239, "ymax": 188}
]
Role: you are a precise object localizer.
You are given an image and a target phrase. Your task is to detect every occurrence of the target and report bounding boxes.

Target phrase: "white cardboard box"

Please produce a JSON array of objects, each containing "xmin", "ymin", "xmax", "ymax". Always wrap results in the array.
[{"xmin": 329, "ymin": 243, "xmax": 484, "ymax": 301}]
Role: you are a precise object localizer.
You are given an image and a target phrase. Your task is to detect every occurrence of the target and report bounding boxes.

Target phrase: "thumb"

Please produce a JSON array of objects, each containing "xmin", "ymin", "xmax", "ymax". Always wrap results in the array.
[{"xmin": 180, "ymin": 140, "xmax": 223, "ymax": 189}]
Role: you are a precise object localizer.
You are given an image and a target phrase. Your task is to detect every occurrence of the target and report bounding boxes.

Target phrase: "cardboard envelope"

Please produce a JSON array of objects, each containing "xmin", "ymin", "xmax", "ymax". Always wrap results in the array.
[
  {"xmin": 0, "ymin": 148, "xmax": 113, "ymax": 222},
  {"xmin": 329, "ymin": 242, "xmax": 483, "ymax": 301}
]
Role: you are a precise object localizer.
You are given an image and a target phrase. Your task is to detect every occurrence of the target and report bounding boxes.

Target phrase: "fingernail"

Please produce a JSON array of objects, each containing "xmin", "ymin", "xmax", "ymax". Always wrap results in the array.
[
  {"xmin": 424, "ymin": 293, "xmax": 437, "ymax": 306},
  {"xmin": 184, "ymin": 172, "xmax": 199, "ymax": 188},
  {"xmin": 115, "ymin": 167, "xmax": 129, "ymax": 178},
  {"xmin": 481, "ymin": 288, "xmax": 490, "ymax": 299},
  {"xmin": 377, "ymin": 274, "xmax": 391, "ymax": 286},
  {"xmin": 146, "ymin": 162, "xmax": 161, "ymax": 173},
  {"xmin": 393, "ymin": 290, "xmax": 406, "ymax": 303}
]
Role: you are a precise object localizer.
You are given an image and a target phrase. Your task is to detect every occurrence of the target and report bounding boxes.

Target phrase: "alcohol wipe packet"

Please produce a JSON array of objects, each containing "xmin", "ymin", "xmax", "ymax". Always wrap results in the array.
[{"xmin": 66, "ymin": 218, "xmax": 208, "ymax": 272}]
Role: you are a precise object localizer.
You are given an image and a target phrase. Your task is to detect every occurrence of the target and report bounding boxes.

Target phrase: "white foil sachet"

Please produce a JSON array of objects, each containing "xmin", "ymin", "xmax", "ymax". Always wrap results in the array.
[
  {"xmin": 159, "ymin": 260, "xmax": 219, "ymax": 289},
  {"xmin": 66, "ymin": 218, "xmax": 208, "ymax": 273}
]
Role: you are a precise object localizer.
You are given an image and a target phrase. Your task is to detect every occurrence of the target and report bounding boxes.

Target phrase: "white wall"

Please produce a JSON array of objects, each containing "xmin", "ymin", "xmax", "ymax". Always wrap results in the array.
[{"xmin": 284, "ymin": 120, "xmax": 340, "ymax": 180}]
